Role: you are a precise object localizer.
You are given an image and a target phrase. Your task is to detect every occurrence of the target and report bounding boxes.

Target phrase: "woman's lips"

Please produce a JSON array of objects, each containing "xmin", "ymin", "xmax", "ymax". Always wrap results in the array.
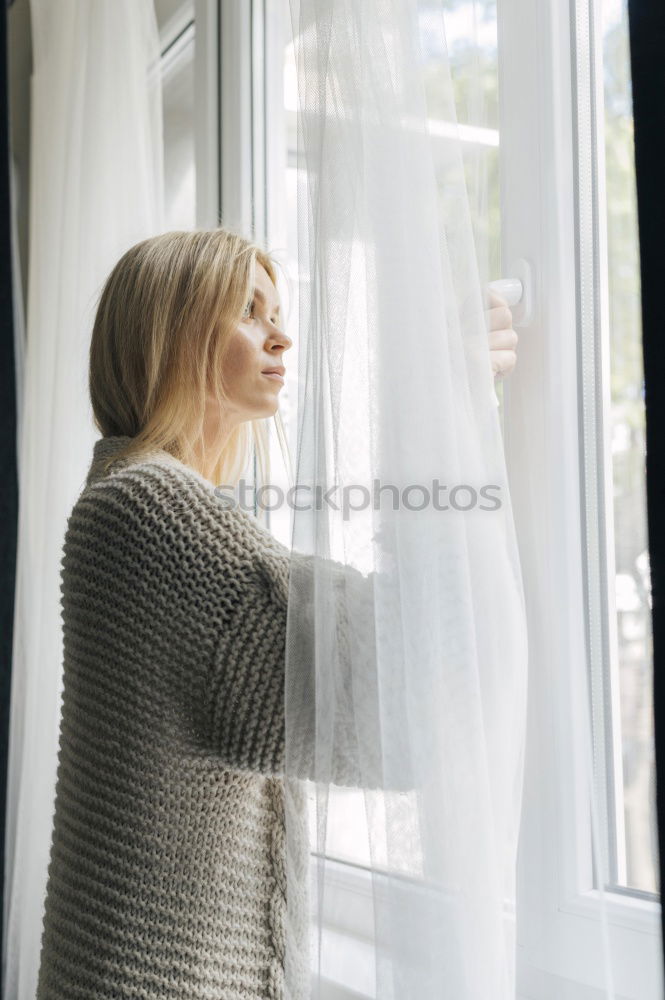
[{"xmin": 262, "ymin": 372, "xmax": 285, "ymax": 384}]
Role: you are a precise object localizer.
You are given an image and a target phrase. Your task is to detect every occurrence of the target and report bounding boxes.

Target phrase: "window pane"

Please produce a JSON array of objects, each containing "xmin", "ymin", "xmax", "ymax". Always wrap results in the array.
[
  {"xmin": 602, "ymin": 0, "xmax": 656, "ymax": 895},
  {"xmin": 158, "ymin": 8, "xmax": 196, "ymax": 230},
  {"xmin": 427, "ymin": 0, "xmax": 501, "ymax": 287},
  {"xmin": 276, "ymin": 1, "xmax": 502, "ymax": 872}
]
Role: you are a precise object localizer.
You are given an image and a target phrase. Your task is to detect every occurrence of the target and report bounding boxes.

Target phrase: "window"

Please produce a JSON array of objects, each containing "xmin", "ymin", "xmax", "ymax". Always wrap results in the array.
[
  {"xmin": 155, "ymin": 0, "xmax": 196, "ymax": 228},
  {"xmin": 595, "ymin": 0, "xmax": 655, "ymax": 897},
  {"xmin": 499, "ymin": 0, "xmax": 661, "ymax": 993},
  {"xmin": 273, "ymin": 0, "xmax": 507, "ymax": 883},
  {"xmin": 188, "ymin": 1, "xmax": 662, "ymax": 994}
]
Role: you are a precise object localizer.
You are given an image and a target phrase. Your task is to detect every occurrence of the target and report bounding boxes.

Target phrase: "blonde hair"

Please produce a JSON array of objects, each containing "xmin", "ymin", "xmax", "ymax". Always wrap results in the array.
[{"xmin": 89, "ymin": 227, "xmax": 292, "ymax": 490}]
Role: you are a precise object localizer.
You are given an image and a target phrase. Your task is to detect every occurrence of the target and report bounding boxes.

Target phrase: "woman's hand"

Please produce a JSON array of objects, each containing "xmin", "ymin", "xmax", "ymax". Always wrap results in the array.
[{"xmin": 485, "ymin": 289, "xmax": 519, "ymax": 379}]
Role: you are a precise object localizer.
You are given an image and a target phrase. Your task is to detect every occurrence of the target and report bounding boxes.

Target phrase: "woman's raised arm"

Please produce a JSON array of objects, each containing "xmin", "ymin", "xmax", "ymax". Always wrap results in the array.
[{"xmin": 200, "ymin": 507, "xmax": 415, "ymax": 792}]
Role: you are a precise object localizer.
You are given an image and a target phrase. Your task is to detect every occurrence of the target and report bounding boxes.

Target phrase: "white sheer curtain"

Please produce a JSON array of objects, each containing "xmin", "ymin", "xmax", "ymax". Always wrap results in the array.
[
  {"xmin": 282, "ymin": 1, "xmax": 529, "ymax": 996},
  {"xmin": 2, "ymin": 3, "xmax": 164, "ymax": 997},
  {"xmin": 279, "ymin": 2, "xmax": 627, "ymax": 997}
]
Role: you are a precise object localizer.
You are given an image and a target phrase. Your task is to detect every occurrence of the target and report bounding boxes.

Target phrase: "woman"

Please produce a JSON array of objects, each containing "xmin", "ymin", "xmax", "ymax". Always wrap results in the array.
[{"xmin": 35, "ymin": 228, "xmax": 517, "ymax": 1000}]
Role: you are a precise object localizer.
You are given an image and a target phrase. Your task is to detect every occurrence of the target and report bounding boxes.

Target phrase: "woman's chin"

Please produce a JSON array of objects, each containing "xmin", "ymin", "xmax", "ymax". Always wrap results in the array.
[
  {"xmin": 258, "ymin": 395, "xmax": 281, "ymax": 418},
  {"xmin": 238, "ymin": 393, "xmax": 282, "ymax": 423}
]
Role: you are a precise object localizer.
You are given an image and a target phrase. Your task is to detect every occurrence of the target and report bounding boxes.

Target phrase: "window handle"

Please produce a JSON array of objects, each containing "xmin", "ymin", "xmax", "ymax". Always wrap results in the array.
[
  {"xmin": 488, "ymin": 258, "xmax": 533, "ymax": 327},
  {"xmin": 488, "ymin": 276, "xmax": 523, "ymax": 308}
]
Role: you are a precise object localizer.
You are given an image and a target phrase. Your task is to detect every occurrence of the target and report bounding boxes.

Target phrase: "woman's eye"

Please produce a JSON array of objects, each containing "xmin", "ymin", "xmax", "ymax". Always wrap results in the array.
[{"xmin": 242, "ymin": 300, "xmax": 255, "ymax": 320}]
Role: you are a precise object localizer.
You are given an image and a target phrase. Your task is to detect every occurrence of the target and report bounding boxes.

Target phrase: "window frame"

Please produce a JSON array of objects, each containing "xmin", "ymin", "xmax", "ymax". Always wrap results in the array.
[{"xmin": 498, "ymin": 0, "xmax": 662, "ymax": 996}]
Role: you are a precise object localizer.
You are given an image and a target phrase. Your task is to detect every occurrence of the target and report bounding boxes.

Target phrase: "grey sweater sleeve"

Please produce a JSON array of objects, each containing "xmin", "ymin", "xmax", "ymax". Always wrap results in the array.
[
  {"xmin": 92, "ymin": 468, "xmax": 414, "ymax": 791},
  {"xmin": 203, "ymin": 509, "xmax": 415, "ymax": 791}
]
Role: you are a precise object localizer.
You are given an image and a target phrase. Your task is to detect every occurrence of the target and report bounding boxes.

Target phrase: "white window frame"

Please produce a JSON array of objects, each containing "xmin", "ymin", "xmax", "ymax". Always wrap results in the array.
[
  {"xmin": 499, "ymin": 0, "xmax": 662, "ymax": 997},
  {"xmin": 189, "ymin": 0, "xmax": 663, "ymax": 996}
]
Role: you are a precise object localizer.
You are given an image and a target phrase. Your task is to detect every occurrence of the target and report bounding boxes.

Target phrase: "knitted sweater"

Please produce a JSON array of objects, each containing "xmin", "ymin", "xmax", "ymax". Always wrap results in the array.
[{"xmin": 35, "ymin": 434, "xmax": 394, "ymax": 1000}]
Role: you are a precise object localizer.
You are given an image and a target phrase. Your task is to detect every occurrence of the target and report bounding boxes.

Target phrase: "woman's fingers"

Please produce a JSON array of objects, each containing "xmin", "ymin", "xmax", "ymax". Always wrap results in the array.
[
  {"xmin": 488, "ymin": 327, "xmax": 519, "ymax": 351},
  {"xmin": 484, "ymin": 287, "xmax": 518, "ymax": 377},
  {"xmin": 490, "ymin": 348, "xmax": 517, "ymax": 377},
  {"xmin": 487, "ymin": 304, "xmax": 513, "ymax": 332}
]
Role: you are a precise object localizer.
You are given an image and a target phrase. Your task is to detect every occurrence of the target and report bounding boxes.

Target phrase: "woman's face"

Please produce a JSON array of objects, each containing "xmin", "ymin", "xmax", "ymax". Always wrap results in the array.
[{"xmin": 208, "ymin": 263, "xmax": 292, "ymax": 429}]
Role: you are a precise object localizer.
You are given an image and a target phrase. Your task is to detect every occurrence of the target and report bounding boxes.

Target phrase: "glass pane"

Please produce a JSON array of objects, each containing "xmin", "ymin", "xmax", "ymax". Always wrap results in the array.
[
  {"xmin": 161, "ymin": 30, "xmax": 196, "ymax": 229},
  {"xmin": 276, "ymin": 1, "xmax": 502, "ymax": 872},
  {"xmin": 264, "ymin": 17, "xmax": 303, "ymax": 550},
  {"xmin": 602, "ymin": 0, "xmax": 656, "ymax": 895},
  {"xmin": 426, "ymin": 0, "xmax": 501, "ymax": 287}
]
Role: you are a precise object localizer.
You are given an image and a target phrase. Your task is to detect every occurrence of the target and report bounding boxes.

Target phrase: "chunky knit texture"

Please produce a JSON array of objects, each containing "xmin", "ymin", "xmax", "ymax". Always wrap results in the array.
[{"xmin": 35, "ymin": 435, "xmax": 326, "ymax": 1000}]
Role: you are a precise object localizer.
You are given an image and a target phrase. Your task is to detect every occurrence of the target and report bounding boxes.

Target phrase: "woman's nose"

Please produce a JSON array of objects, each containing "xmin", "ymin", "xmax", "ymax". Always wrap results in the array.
[{"xmin": 267, "ymin": 325, "xmax": 293, "ymax": 352}]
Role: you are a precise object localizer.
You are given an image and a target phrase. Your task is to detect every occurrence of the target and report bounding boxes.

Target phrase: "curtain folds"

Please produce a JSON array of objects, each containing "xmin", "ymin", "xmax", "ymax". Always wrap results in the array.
[
  {"xmin": 2, "ymin": 3, "xmax": 164, "ymax": 997},
  {"xmin": 283, "ymin": 2, "xmax": 529, "ymax": 996}
]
